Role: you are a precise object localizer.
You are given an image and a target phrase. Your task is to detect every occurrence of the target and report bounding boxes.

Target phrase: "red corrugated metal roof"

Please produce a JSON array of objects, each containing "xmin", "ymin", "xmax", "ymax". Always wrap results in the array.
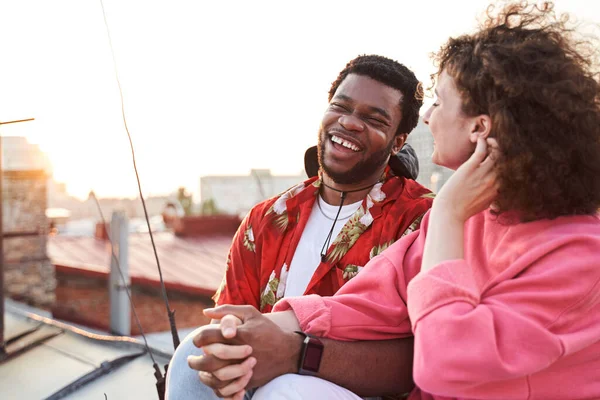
[{"xmin": 48, "ymin": 232, "xmax": 232, "ymax": 297}]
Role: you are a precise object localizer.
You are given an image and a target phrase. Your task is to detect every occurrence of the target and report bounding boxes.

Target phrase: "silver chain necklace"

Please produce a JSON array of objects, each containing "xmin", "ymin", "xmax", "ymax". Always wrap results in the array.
[{"xmin": 316, "ymin": 196, "xmax": 357, "ymax": 221}]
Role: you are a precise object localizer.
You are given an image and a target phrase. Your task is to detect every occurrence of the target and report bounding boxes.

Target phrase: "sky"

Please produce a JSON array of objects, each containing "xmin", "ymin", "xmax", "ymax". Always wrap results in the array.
[{"xmin": 0, "ymin": 0, "xmax": 598, "ymax": 200}]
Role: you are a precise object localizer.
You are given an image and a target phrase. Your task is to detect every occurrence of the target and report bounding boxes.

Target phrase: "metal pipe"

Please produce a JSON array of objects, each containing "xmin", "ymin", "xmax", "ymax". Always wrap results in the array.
[{"xmin": 0, "ymin": 118, "xmax": 35, "ymax": 125}]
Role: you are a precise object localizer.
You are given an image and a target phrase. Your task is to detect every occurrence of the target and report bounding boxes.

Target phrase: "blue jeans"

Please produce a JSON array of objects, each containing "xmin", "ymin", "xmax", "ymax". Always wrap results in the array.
[{"xmin": 166, "ymin": 327, "xmax": 254, "ymax": 399}]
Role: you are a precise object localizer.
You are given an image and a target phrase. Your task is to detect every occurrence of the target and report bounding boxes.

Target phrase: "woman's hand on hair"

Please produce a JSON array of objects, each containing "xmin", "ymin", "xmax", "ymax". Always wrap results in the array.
[
  {"xmin": 435, "ymin": 136, "xmax": 500, "ymax": 222},
  {"xmin": 421, "ymin": 137, "xmax": 499, "ymax": 273}
]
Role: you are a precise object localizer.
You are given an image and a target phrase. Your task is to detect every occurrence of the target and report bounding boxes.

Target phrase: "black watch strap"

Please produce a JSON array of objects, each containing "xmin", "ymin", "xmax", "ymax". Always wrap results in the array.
[{"xmin": 294, "ymin": 331, "xmax": 324, "ymax": 376}]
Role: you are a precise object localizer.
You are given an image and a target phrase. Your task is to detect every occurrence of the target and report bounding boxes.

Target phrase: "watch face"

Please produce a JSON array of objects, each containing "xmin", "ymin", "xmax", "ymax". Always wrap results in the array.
[{"xmin": 304, "ymin": 339, "xmax": 323, "ymax": 372}]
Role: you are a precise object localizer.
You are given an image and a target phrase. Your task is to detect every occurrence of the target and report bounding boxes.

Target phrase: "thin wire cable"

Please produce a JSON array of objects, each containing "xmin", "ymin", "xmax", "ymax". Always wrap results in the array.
[
  {"xmin": 98, "ymin": 0, "xmax": 180, "ymax": 350},
  {"xmin": 318, "ymin": 178, "xmax": 379, "ymax": 262},
  {"xmin": 90, "ymin": 193, "xmax": 157, "ymax": 366},
  {"xmin": 320, "ymin": 191, "xmax": 347, "ymax": 262}
]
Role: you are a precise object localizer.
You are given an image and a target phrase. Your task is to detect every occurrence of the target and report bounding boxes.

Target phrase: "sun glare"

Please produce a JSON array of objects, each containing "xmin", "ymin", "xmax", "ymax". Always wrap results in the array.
[{"xmin": 2, "ymin": 0, "xmax": 598, "ymax": 200}]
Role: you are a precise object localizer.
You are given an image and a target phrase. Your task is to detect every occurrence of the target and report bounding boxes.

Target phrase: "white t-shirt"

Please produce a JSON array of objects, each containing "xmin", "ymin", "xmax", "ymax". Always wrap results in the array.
[{"xmin": 284, "ymin": 195, "xmax": 362, "ymax": 298}]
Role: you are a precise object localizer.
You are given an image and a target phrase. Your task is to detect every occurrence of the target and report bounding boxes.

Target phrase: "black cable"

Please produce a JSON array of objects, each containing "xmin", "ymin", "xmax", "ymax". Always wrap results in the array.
[
  {"xmin": 98, "ymin": 0, "xmax": 180, "ymax": 352},
  {"xmin": 320, "ymin": 191, "xmax": 347, "ymax": 262},
  {"xmin": 45, "ymin": 352, "xmax": 146, "ymax": 400},
  {"xmin": 319, "ymin": 179, "xmax": 379, "ymax": 262}
]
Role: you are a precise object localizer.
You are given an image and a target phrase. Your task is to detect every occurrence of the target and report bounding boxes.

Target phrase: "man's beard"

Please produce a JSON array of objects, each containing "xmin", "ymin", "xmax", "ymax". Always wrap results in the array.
[{"xmin": 318, "ymin": 133, "xmax": 394, "ymax": 185}]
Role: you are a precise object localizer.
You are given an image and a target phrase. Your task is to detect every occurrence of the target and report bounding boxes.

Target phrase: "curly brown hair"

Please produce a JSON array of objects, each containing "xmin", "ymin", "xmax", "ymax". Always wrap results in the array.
[{"xmin": 433, "ymin": 1, "xmax": 600, "ymax": 221}]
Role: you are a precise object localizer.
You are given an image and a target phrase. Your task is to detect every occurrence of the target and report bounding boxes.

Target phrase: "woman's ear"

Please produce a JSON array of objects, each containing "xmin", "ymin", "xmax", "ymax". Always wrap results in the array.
[
  {"xmin": 469, "ymin": 115, "xmax": 492, "ymax": 142},
  {"xmin": 391, "ymin": 133, "xmax": 408, "ymax": 155}
]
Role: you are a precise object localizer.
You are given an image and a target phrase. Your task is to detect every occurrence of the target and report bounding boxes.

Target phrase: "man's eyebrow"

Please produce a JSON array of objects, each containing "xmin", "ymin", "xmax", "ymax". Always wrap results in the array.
[
  {"xmin": 367, "ymin": 106, "xmax": 391, "ymax": 121},
  {"xmin": 334, "ymin": 94, "xmax": 353, "ymax": 102},
  {"xmin": 333, "ymin": 93, "xmax": 391, "ymax": 120}
]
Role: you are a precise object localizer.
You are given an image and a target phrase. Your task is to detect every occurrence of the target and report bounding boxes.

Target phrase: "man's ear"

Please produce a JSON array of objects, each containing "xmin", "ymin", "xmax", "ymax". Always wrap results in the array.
[
  {"xmin": 391, "ymin": 133, "xmax": 408, "ymax": 155},
  {"xmin": 469, "ymin": 115, "xmax": 492, "ymax": 142}
]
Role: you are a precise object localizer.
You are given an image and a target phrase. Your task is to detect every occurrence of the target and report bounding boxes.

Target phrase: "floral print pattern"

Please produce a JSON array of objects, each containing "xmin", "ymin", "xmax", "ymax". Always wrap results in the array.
[
  {"xmin": 369, "ymin": 241, "xmax": 394, "ymax": 259},
  {"xmin": 260, "ymin": 271, "xmax": 280, "ymax": 310},
  {"xmin": 325, "ymin": 183, "xmax": 385, "ymax": 264},
  {"xmin": 276, "ymin": 263, "xmax": 289, "ymax": 299},
  {"xmin": 266, "ymin": 182, "xmax": 306, "ymax": 231},
  {"xmin": 214, "ymin": 170, "xmax": 434, "ymax": 313},
  {"xmin": 243, "ymin": 225, "xmax": 255, "ymax": 252},
  {"xmin": 343, "ymin": 264, "xmax": 364, "ymax": 280}
]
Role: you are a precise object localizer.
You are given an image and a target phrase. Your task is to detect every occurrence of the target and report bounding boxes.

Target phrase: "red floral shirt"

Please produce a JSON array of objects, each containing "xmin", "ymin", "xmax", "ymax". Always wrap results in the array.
[{"xmin": 213, "ymin": 168, "xmax": 433, "ymax": 313}]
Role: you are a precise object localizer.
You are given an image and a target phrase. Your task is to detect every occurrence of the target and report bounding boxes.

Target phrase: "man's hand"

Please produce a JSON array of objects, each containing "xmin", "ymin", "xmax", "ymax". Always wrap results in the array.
[
  {"xmin": 194, "ymin": 306, "xmax": 303, "ymax": 393},
  {"xmin": 186, "ymin": 314, "xmax": 255, "ymax": 399}
]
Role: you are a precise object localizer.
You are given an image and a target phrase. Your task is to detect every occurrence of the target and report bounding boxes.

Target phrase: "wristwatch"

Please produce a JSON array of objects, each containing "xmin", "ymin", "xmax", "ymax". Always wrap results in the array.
[{"xmin": 294, "ymin": 331, "xmax": 324, "ymax": 376}]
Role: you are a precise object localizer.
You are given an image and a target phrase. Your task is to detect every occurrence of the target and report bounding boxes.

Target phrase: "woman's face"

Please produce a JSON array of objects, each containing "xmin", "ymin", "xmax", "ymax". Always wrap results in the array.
[{"xmin": 422, "ymin": 70, "xmax": 480, "ymax": 170}]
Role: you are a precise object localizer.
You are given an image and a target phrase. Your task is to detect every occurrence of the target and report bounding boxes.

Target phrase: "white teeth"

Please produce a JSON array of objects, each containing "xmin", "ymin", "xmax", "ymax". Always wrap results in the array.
[{"xmin": 331, "ymin": 135, "xmax": 360, "ymax": 152}]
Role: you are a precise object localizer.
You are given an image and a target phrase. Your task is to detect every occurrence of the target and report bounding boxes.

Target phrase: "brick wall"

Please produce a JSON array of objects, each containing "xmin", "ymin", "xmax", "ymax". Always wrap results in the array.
[
  {"xmin": 173, "ymin": 215, "xmax": 242, "ymax": 237},
  {"xmin": 52, "ymin": 269, "xmax": 213, "ymax": 335},
  {"xmin": 3, "ymin": 170, "xmax": 55, "ymax": 307}
]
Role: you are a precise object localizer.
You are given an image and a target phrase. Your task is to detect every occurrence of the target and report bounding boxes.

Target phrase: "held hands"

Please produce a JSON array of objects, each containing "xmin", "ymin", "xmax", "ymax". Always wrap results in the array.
[
  {"xmin": 187, "ymin": 311, "xmax": 252, "ymax": 400},
  {"xmin": 435, "ymin": 136, "xmax": 500, "ymax": 222},
  {"xmin": 188, "ymin": 305, "xmax": 301, "ymax": 399}
]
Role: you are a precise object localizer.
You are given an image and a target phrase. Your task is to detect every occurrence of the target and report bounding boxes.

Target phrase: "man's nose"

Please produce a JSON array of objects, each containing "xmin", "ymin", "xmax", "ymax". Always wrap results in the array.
[{"xmin": 338, "ymin": 114, "xmax": 365, "ymax": 132}]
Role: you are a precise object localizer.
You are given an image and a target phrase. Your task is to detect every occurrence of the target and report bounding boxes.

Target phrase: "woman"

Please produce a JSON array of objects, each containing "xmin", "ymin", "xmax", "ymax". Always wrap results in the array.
[{"xmin": 202, "ymin": 2, "xmax": 600, "ymax": 399}]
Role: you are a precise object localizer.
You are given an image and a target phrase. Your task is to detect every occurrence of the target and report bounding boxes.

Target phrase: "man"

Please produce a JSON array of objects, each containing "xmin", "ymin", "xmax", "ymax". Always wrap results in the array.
[{"xmin": 167, "ymin": 54, "xmax": 433, "ymax": 399}]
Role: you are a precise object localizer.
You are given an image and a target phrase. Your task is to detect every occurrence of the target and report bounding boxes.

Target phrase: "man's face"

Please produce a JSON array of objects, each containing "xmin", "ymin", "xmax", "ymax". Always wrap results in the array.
[{"xmin": 318, "ymin": 74, "xmax": 404, "ymax": 185}]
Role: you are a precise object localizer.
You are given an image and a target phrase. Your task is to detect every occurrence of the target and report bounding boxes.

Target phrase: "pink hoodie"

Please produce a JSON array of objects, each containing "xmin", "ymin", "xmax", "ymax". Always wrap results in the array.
[{"xmin": 274, "ymin": 210, "xmax": 600, "ymax": 400}]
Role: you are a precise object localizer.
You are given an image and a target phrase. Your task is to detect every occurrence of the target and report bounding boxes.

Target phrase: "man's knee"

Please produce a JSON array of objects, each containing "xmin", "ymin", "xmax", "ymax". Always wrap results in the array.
[
  {"xmin": 170, "ymin": 327, "xmax": 204, "ymax": 368},
  {"xmin": 253, "ymin": 374, "xmax": 362, "ymax": 400},
  {"xmin": 166, "ymin": 327, "xmax": 215, "ymax": 400}
]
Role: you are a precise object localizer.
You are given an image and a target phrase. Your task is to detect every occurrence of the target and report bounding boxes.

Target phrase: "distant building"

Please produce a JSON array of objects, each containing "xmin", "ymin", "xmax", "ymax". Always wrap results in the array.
[
  {"xmin": 406, "ymin": 121, "xmax": 454, "ymax": 193},
  {"xmin": 1, "ymin": 137, "xmax": 54, "ymax": 307},
  {"xmin": 200, "ymin": 169, "xmax": 306, "ymax": 216},
  {"xmin": 48, "ymin": 190, "xmax": 175, "ymax": 228},
  {"xmin": 2, "ymin": 136, "xmax": 52, "ymax": 172}
]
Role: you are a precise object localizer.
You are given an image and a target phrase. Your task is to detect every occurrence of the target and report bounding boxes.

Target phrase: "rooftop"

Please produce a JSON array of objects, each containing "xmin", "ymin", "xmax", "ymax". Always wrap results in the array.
[
  {"xmin": 1, "ymin": 298, "xmax": 176, "ymax": 399},
  {"xmin": 49, "ymin": 231, "xmax": 232, "ymax": 297}
]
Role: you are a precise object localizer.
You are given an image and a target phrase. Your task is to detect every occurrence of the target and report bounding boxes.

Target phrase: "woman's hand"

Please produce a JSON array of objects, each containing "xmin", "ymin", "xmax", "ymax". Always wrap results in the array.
[
  {"xmin": 421, "ymin": 136, "xmax": 500, "ymax": 273},
  {"xmin": 435, "ymin": 136, "xmax": 500, "ymax": 222}
]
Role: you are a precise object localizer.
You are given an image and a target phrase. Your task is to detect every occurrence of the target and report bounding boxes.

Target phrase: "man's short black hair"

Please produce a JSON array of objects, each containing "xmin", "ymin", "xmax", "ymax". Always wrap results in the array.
[{"xmin": 328, "ymin": 55, "xmax": 423, "ymax": 136}]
